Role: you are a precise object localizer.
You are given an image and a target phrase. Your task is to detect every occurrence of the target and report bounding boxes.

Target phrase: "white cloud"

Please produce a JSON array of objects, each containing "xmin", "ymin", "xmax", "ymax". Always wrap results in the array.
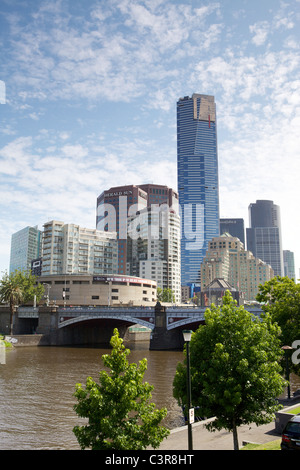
[
  {"xmin": 1, "ymin": 0, "xmax": 300, "ymax": 276},
  {"xmin": 249, "ymin": 21, "xmax": 270, "ymax": 46}
]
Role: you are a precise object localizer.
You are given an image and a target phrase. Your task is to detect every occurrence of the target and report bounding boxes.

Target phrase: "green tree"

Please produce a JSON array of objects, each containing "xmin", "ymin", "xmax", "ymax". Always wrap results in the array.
[
  {"xmin": 157, "ymin": 288, "xmax": 175, "ymax": 303},
  {"xmin": 0, "ymin": 270, "xmax": 44, "ymax": 334},
  {"xmin": 173, "ymin": 291, "xmax": 286, "ymax": 450},
  {"xmin": 256, "ymin": 276, "xmax": 300, "ymax": 375},
  {"xmin": 73, "ymin": 329, "xmax": 170, "ymax": 450}
]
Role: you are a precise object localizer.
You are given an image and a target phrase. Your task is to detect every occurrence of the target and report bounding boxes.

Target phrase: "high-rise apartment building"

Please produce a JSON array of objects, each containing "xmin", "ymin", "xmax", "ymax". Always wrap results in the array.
[
  {"xmin": 127, "ymin": 205, "xmax": 181, "ymax": 302},
  {"xmin": 9, "ymin": 225, "xmax": 42, "ymax": 274},
  {"xmin": 177, "ymin": 94, "xmax": 219, "ymax": 287},
  {"xmin": 96, "ymin": 184, "xmax": 180, "ymax": 301},
  {"xmin": 41, "ymin": 220, "xmax": 118, "ymax": 276},
  {"xmin": 96, "ymin": 185, "xmax": 178, "ymax": 252},
  {"xmin": 220, "ymin": 218, "xmax": 245, "ymax": 245},
  {"xmin": 246, "ymin": 200, "xmax": 284, "ymax": 277},
  {"xmin": 96, "ymin": 185, "xmax": 148, "ymax": 274},
  {"xmin": 283, "ymin": 250, "xmax": 296, "ymax": 281},
  {"xmin": 201, "ymin": 233, "xmax": 274, "ymax": 301}
]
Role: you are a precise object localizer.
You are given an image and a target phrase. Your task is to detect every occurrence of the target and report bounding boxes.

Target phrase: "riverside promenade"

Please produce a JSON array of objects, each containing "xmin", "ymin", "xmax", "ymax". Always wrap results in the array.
[
  {"xmin": 156, "ymin": 395, "xmax": 300, "ymax": 450},
  {"xmin": 156, "ymin": 418, "xmax": 279, "ymax": 450}
]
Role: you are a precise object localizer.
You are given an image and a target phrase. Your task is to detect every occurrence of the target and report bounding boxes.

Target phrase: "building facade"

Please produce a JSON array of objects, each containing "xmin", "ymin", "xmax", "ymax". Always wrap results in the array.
[
  {"xmin": 9, "ymin": 225, "xmax": 42, "ymax": 274},
  {"xmin": 96, "ymin": 184, "xmax": 181, "ymax": 302},
  {"xmin": 96, "ymin": 185, "xmax": 148, "ymax": 274},
  {"xmin": 41, "ymin": 221, "xmax": 118, "ymax": 276},
  {"xmin": 37, "ymin": 273, "xmax": 157, "ymax": 306},
  {"xmin": 283, "ymin": 250, "xmax": 296, "ymax": 281},
  {"xmin": 201, "ymin": 233, "xmax": 274, "ymax": 301},
  {"xmin": 96, "ymin": 184, "xmax": 178, "ymax": 274},
  {"xmin": 177, "ymin": 94, "xmax": 219, "ymax": 287},
  {"xmin": 246, "ymin": 200, "xmax": 284, "ymax": 277},
  {"xmin": 220, "ymin": 218, "xmax": 245, "ymax": 245},
  {"xmin": 127, "ymin": 205, "xmax": 181, "ymax": 303}
]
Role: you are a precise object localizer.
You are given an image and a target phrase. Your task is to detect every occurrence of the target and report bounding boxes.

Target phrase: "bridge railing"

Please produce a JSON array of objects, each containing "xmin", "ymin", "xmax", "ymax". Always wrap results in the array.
[
  {"xmin": 17, "ymin": 307, "xmax": 39, "ymax": 318},
  {"xmin": 58, "ymin": 306, "xmax": 155, "ymax": 313}
]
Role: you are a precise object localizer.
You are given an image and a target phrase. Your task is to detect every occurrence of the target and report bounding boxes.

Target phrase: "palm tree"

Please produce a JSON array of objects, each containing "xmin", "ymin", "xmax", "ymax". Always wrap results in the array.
[{"xmin": 0, "ymin": 272, "xmax": 24, "ymax": 334}]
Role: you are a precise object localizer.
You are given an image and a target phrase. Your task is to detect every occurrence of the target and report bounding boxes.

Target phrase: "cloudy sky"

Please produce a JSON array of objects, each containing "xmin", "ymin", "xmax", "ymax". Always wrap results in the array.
[{"xmin": 0, "ymin": 0, "xmax": 299, "ymax": 278}]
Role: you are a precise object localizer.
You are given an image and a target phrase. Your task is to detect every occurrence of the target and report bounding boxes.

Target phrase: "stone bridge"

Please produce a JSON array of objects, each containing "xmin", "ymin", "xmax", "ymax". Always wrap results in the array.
[{"xmin": 3, "ymin": 303, "xmax": 262, "ymax": 350}]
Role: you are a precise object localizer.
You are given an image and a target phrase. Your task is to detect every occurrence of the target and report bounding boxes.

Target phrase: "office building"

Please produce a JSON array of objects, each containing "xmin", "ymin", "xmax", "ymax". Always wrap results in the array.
[
  {"xmin": 246, "ymin": 200, "xmax": 284, "ymax": 277},
  {"xmin": 9, "ymin": 225, "xmax": 42, "ymax": 274},
  {"xmin": 283, "ymin": 250, "xmax": 296, "ymax": 281},
  {"xmin": 41, "ymin": 220, "xmax": 118, "ymax": 276},
  {"xmin": 177, "ymin": 94, "xmax": 219, "ymax": 287},
  {"xmin": 96, "ymin": 184, "xmax": 180, "ymax": 301},
  {"xmin": 220, "ymin": 218, "xmax": 245, "ymax": 245},
  {"xmin": 201, "ymin": 233, "xmax": 274, "ymax": 301}
]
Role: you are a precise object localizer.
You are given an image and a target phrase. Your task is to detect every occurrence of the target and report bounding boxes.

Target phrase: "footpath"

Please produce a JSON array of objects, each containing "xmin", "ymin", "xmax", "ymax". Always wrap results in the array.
[
  {"xmin": 155, "ymin": 396, "xmax": 300, "ymax": 451},
  {"xmin": 156, "ymin": 418, "xmax": 278, "ymax": 450}
]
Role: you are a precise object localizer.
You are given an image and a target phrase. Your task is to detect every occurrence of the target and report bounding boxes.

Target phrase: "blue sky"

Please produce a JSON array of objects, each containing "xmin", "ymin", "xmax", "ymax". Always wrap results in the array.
[{"xmin": 0, "ymin": 0, "xmax": 299, "ymax": 278}]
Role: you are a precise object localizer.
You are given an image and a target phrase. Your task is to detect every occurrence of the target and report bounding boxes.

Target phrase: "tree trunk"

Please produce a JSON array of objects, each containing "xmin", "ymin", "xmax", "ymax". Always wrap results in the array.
[{"xmin": 232, "ymin": 420, "xmax": 239, "ymax": 450}]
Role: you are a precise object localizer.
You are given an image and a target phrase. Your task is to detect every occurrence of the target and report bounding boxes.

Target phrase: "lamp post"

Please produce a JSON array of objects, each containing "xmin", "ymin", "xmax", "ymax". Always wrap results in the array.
[
  {"xmin": 183, "ymin": 330, "xmax": 193, "ymax": 450},
  {"xmin": 282, "ymin": 345, "xmax": 293, "ymax": 399},
  {"xmin": 43, "ymin": 283, "xmax": 51, "ymax": 307}
]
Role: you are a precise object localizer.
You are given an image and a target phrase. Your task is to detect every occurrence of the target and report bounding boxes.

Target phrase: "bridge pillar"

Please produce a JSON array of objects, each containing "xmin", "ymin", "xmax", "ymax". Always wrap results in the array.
[{"xmin": 150, "ymin": 302, "xmax": 184, "ymax": 350}]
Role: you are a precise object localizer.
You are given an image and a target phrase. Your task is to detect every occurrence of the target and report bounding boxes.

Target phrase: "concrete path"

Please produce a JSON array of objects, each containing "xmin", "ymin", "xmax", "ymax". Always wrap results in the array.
[
  {"xmin": 155, "ymin": 396, "xmax": 300, "ymax": 450},
  {"xmin": 155, "ymin": 418, "xmax": 280, "ymax": 450}
]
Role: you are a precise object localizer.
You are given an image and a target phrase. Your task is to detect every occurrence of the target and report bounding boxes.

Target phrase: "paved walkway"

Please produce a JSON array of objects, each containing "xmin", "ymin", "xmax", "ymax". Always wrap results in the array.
[
  {"xmin": 156, "ymin": 418, "xmax": 279, "ymax": 450},
  {"xmin": 154, "ymin": 395, "xmax": 300, "ymax": 451}
]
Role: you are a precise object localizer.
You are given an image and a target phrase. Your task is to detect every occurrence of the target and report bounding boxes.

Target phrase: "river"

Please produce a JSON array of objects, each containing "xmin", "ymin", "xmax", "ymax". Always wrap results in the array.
[
  {"xmin": 0, "ymin": 346, "xmax": 184, "ymax": 450},
  {"xmin": 0, "ymin": 346, "xmax": 299, "ymax": 450}
]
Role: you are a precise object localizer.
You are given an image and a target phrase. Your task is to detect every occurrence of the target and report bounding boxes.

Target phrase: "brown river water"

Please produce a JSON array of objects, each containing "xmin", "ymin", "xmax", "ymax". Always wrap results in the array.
[
  {"xmin": 0, "ymin": 346, "xmax": 184, "ymax": 450},
  {"xmin": 0, "ymin": 346, "xmax": 299, "ymax": 450}
]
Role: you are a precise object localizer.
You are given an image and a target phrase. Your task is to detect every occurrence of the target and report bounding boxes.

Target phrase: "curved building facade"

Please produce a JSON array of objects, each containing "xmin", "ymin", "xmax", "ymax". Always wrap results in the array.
[{"xmin": 37, "ymin": 274, "xmax": 157, "ymax": 307}]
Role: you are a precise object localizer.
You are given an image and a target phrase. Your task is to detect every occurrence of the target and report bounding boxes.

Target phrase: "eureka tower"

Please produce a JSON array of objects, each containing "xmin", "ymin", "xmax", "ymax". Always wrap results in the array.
[{"xmin": 177, "ymin": 94, "xmax": 220, "ymax": 286}]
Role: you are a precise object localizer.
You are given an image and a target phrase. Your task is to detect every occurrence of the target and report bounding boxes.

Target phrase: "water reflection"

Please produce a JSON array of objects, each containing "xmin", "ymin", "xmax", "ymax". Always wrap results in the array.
[{"xmin": 0, "ymin": 347, "xmax": 183, "ymax": 450}]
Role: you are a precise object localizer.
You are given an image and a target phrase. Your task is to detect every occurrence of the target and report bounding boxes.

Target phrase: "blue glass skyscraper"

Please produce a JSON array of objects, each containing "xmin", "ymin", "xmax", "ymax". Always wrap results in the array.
[
  {"xmin": 177, "ymin": 94, "xmax": 220, "ymax": 286},
  {"xmin": 246, "ymin": 200, "xmax": 284, "ymax": 277}
]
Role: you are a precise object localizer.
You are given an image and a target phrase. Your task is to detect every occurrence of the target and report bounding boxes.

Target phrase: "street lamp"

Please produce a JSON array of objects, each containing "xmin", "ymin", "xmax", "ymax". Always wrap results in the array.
[
  {"xmin": 282, "ymin": 346, "xmax": 293, "ymax": 399},
  {"xmin": 183, "ymin": 329, "xmax": 193, "ymax": 450},
  {"xmin": 43, "ymin": 283, "xmax": 51, "ymax": 307}
]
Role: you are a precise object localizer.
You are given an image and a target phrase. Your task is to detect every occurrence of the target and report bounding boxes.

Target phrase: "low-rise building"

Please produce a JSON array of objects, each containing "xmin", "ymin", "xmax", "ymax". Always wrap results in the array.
[{"xmin": 37, "ymin": 273, "xmax": 157, "ymax": 307}]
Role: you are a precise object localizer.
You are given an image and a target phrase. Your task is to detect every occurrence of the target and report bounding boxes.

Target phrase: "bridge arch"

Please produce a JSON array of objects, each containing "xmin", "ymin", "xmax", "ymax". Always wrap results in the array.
[{"xmin": 58, "ymin": 315, "xmax": 154, "ymax": 330}]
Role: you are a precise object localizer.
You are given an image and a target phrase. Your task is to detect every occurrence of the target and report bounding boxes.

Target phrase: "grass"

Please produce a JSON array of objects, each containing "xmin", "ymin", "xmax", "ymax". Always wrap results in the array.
[
  {"xmin": 242, "ymin": 405, "xmax": 300, "ymax": 450},
  {"xmin": 286, "ymin": 405, "xmax": 300, "ymax": 414},
  {"xmin": 0, "ymin": 334, "xmax": 12, "ymax": 348},
  {"xmin": 242, "ymin": 439, "xmax": 281, "ymax": 450}
]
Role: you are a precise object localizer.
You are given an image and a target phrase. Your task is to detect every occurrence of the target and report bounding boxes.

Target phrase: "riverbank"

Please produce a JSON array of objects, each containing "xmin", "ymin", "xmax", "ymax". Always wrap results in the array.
[
  {"xmin": 0, "ymin": 334, "xmax": 13, "ymax": 347},
  {"xmin": 3, "ymin": 333, "xmax": 49, "ymax": 346}
]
